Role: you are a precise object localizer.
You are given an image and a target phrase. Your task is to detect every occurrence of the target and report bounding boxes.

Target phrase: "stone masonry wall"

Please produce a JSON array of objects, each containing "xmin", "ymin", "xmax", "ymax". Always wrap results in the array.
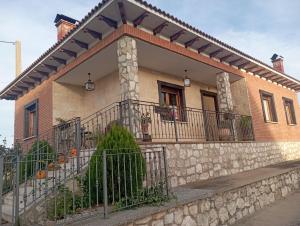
[
  {"xmin": 123, "ymin": 167, "xmax": 300, "ymax": 226},
  {"xmin": 142, "ymin": 142, "xmax": 300, "ymax": 188}
]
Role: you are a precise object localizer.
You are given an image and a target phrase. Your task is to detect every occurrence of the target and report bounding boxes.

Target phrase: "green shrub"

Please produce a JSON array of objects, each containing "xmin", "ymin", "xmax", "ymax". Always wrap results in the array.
[
  {"xmin": 47, "ymin": 186, "xmax": 82, "ymax": 221},
  {"xmin": 83, "ymin": 125, "xmax": 146, "ymax": 206},
  {"xmin": 20, "ymin": 140, "xmax": 55, "ymax": 181}
]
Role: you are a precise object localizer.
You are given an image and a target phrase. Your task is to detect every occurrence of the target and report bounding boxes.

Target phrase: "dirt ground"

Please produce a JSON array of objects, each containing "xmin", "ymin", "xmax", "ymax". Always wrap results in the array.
[{"xmin": 233, "ymin": 190, "xmax": 300, "ymax": 226}]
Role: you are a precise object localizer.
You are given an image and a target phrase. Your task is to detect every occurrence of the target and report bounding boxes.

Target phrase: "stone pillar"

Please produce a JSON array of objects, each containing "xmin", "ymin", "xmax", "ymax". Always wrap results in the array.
[
  {"xmin": 216, "ymin": 72, "xmax": 237, "ymax": 141},
  {"xmin": 216, "ymin": 72, "xmax": 233, "ymax": 112},
  {"xmin": 117, "ymin": 36, "xmax": 141, "ymax": 138},
  {"xmin": 118, "ymin": 36, "xmax": 139, "ymax": 100}
]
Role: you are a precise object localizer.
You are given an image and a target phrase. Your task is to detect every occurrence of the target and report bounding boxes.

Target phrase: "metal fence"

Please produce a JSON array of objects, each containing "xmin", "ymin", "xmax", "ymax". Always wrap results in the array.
[
  {"xmin": 79, "ymin": 100, "xmax": 255, "ymax": 146},
  {"xmin": 0, "ymin": 146, "xmax": 168, "ymax": 225}
]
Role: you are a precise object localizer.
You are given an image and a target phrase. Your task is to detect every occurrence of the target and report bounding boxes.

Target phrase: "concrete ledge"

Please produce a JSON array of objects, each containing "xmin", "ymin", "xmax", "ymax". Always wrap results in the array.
[{"xmin": 70, "ymin": 159, "xmax": 300, "ymax": 226}]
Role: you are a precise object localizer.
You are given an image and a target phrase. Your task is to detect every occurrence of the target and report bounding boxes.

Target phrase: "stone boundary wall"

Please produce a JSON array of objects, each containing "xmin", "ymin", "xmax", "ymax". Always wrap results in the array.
[
  {"xmin": 141, "ymin": 142, "xmax": 300, "ymax": 187},
  {"xmin": 123, "ymin": 167, "xmax": 300, "ymax": 226}
]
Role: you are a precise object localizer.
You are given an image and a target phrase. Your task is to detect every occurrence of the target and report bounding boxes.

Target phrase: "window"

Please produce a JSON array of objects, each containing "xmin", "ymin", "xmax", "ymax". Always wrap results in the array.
[
  {"xmin": 259, "ymin": 90, "xmax": 278, "ymax": 123},
  {"xmin": 157, "ymin": 81, "xmax": 186, "ymax": 121},
  {"xmin": 24, "ymin": 100, "xmax": 38, "ymax": 138},
  {"xmin": 283, "ymin": 97, "xmax": 296, "ymax": 125}
]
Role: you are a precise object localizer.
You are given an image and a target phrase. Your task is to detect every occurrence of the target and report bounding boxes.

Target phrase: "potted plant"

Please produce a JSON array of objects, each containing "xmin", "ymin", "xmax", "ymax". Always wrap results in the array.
[
  {"xmin": 141, "ymin": 112, "xmax": 152, "ymax": 141},
  {"xmin": 70, "ymin": 147, "xmax": 77, "ymax": 157}
]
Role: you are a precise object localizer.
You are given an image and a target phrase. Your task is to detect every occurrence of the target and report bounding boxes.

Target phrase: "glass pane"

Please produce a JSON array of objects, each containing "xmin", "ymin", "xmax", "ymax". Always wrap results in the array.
[
  {"xmin": 169, "ymin": 93, "xmax": 177, "ymax": 106},
  {"xmin": 285, "ymin": 104, "xmax": 292, "ymax": 124},
  {"xmin": 263, "ymin": 99, "xmax": 272, "ymax": 121}
]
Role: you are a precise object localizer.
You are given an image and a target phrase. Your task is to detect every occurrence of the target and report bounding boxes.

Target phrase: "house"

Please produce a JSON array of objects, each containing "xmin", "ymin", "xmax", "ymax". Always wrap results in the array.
[{"xmin": 0, "ymin": 0, "xmax": 300, "ymax": 180}]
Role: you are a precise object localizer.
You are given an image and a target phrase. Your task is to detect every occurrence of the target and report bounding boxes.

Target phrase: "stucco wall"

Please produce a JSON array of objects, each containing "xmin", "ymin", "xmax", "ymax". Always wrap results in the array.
[
  {"xmin": 139, "ymin": 67, "xmax": 217, "ymax": 109},
  {"xmin": 53, "ymin": 71, "xmax": 120, "ymax": 123},
  {"xmin": 231, "ymin": 78, "xmax": 251, "ymax": 116}
]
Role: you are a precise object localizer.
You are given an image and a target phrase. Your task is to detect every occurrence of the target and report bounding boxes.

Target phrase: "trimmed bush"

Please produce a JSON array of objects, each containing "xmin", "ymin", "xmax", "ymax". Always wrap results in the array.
[{"xmin": 83, "ymin": 125, "xmax": 146, "ymax": 206}]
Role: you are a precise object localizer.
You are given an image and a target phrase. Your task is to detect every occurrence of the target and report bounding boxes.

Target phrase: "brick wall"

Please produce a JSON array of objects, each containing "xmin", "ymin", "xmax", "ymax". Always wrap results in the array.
[
  {"xmin": 245, "ymin": 74, "xmax": 300, "ymax": 141},
  {"xmin": 14, "ymin": 78, "xmax": 53, "ymax": 142}
]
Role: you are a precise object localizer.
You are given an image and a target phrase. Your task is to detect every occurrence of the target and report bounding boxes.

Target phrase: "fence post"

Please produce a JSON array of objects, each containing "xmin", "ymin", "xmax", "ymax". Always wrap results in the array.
[
  {"xmin": 172, "ymin": 106, "xmax": 178, "ymax": 142},
  {"xmin": 162, "ymin": 147, "xmax": 169, "ymax": 198},
  {"xmin": 75, "ymin": 117, "xmax": 82, "ymax": 173},
  {"xmin": 13, "ymin": 148, "xmax": 20, "ymax": 225},
  {"xmin": 102, "ymin": 150, "xmax": 108, "ymax": 218},
  {"xmin": 0, "ymin": 155, "xmax": 3, "ymax": 226},
  {"xmin": 128, "ymin": 99, "xmax": 133, "ymax": 135}
]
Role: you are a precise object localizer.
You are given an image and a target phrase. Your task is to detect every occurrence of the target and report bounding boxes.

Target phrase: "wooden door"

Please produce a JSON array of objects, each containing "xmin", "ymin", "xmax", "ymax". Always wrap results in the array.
[{"xmin": 201, "ymin": 91, "xmax": 219, "ymax": 141}]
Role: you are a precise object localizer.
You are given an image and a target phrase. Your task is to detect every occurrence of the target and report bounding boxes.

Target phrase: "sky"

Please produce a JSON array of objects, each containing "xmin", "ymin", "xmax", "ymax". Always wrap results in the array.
[{"xmin": 1, "ymin": 0, "xmax": 300, "ymax": 146}]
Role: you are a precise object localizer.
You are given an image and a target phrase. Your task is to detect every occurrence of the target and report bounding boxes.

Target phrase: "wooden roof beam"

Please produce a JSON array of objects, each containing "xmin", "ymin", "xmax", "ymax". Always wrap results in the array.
[
  {"xmin": 34, "ymin": 69, "xmax": 50, "ymax": 77},
  {"xmin": 41, "ymin": 64, "xmax": 57, "ymax": 72},
  {"xmin": 252, "ymin": 69, "xmax": 265, "ymax": 74},
  {"xmin": 237, "ymin": 61, "xmax": 251, "ymax": 69},
  {"xmin": 184, "ymin": 37, "xmax": 199, "ymax": 48},
  {"xmin": 245, "ymin": 65, "xmax": 258, "ymax": 72},
  {"xmin": 28, "ymin": 75, "xmax": 42, "ymax": 83},
  {"xmin": 133, "ymin": 12, "xmax": 149, "ymax": 27},
  {"xmin": 99, "ymin": 15, "xmax": 118, "ymax": 29},
  {"xmin": 50, "ymin": 56, "xmax": 67, "ymax": 65},
  {"xmin": 209, "ymin": 49, "xmax": 223, "ymax": 58},
  {"xmin": 260, "ymin": 72, "xmax": 271, "ymax": 77},
  {"xmin": 83, "ymin": 28, "xmax": 102, "ymax": 40},
  {"xmin": 197, "ymin": 43, "xmax": 211, "ymax": 53},
  {"xmin": 170, "ymin": 29, "xmax": 185, "ymax": 42},
  {"xmin": 60, "ymin": 49, "xmax": 77, "ymax": 58},
  {"xmin": 220, "ymin": 54, "xmax": 234, "ymax": 62},
  {"xmin": 71, "ymin": 39, "xmax": 89, "ymax": 50},
  {"xmin": 229, "ymin": 58, "xmax": 242, "ymax": 66},
  {"xmin": 22, "ymin": 81, "xmax": 35, "ymax": 86},
  {"xmin": 153, "ymin": 22, "xmax": 168, "ymax": 35},
  {"xmin": 117, "ymin": 2, "xmax": 127, "ymax": 24}
]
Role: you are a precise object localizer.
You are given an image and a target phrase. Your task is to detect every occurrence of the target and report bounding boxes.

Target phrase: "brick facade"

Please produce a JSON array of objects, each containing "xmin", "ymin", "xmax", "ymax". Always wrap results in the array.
[
  {"xmin": 14, "ymin": 78, "xmax": 53, "ymax": 142},
  {"xmin": 245, "ymin": 73, "xmax": 300, "ymax": 141},
  {"xmin": 13, "ymin": 25, "xmax": 300, "ymax": 143}
]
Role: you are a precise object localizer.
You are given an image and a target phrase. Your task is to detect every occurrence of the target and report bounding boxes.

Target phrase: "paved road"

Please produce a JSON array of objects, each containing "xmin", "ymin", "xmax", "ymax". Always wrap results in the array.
[{"xmin": 233, "ymin": 191, "xmax": 300, "ymax": 226}]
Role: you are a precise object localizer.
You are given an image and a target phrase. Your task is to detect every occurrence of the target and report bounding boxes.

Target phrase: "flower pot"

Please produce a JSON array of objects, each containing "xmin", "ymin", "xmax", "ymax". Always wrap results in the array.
[
  {"xmin": 70, "ymin": 148, "xmax": 77, "ymax": 157},
  {"xmin": 36, "ymin": 170, "xmax": 46, "ymax": 179},
  {"xmin": 48, "ymin": 162, "xmax": 55, "ymax": 171},
  {"xmin": 58, "ymin": 154, "xmax": 66, "ymax": 164}
]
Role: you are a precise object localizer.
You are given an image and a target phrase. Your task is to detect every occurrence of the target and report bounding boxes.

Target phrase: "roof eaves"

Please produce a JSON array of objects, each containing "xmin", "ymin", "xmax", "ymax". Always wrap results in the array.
[{"xmin": 131, "ymin": 0, "xmax": 300, "ymax": 86}]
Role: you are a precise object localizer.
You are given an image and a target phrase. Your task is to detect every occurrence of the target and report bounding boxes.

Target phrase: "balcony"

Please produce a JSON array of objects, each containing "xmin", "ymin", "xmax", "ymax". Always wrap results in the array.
[{"xmin": 79, "ymin": 100, "xmax": 254, "ymax": 149}]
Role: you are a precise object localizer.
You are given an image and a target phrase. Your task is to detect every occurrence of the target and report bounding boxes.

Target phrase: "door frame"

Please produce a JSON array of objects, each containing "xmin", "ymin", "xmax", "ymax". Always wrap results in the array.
[
  {"xmin": 200, "ymin": 90, "xmax": 218, "ymax": 112},
  {"xmin": 200, "ymin": 90, "xmax": 219, "ymax": 141}
]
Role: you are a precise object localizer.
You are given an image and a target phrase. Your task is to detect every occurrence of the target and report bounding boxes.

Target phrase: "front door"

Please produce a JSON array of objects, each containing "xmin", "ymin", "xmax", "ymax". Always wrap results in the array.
[{"xmin": 201, "ymin": 91, "xmax": 219, "ymax": 141}]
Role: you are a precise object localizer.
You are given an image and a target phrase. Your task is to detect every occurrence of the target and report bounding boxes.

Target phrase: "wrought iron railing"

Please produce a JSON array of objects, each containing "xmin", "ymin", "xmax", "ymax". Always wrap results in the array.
[
  {"xmin": 0, "ymin": 147, "xmax": 168, "ymax": 224},
  {"xmin": 79, "ymin": 100, "xmax": 255, "ymax": 146}
]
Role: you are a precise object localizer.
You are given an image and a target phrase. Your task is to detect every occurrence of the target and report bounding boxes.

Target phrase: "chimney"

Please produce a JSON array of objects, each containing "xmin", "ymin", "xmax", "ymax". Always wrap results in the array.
[
  {"xmin": 271, "ymin": 53, "xmax": 284, "ymax": 73},
  {"xmin": 54, "ymin": 14, "xmax": 77, "ymax": 41}
]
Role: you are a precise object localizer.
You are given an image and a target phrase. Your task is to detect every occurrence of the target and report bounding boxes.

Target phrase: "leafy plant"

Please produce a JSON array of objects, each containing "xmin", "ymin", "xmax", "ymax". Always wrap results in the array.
[
  {"xmin": 114, "ymin": 183, "xmax": 170, "ymax": 210},
  {"xmin": 20, "ymin": 140, "xmax": 55, "ymax": 182},
  {"xmin": 47, "ymin": 186, "xmax": 82, "ymax": 221},
  {"xmin": 83, "ymin": 125, "xmax": 146, "ymax": 206}
]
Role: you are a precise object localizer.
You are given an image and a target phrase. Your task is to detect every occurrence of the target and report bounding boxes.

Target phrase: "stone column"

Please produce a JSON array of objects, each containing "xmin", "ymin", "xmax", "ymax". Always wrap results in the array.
[
  {"xmin": 117, "ymin": 36, "xmax": 141, "ymax": 138},
  {"xmin": 216, "ymin": 72, "xmax": 233, "ymax": 112},
  {"xmin": 216, "ymin": 72, "xmax": 237, "ymax": 141}
]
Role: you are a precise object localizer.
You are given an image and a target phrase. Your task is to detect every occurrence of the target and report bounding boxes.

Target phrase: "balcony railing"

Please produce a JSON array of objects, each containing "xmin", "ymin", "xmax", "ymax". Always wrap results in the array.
[{"xmin": 80, "ymin": 100, "xmax": 254, "ymax": 148}]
